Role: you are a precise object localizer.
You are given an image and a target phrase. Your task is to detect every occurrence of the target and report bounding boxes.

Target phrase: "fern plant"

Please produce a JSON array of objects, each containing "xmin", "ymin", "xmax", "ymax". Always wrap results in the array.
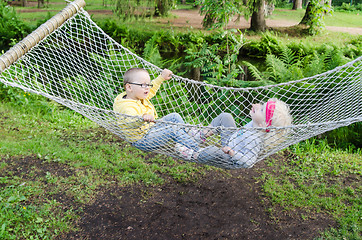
[
  {"xmin": 143, "ymin": 35, "xmax": 163, "ymax": 68},
  {"xmin": 184, "ymin": 30, "xmax": 245, "ymax": 87},
  {"xmin": 243, "ymin": 44, "xmax": 352, "ymax": 84}
]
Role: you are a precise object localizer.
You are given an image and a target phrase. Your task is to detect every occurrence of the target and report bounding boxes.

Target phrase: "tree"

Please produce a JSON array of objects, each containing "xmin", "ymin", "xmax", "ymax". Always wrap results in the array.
[
  {"xmin": 155, "ymin": 0, "xmax": 174, "ymax": 16},
  {"xmin": 198, "ymin": 0, "xmax": 268, "ymax": 32},
  {"xmin": 38, "ymin": 0, "xmax": 44, "ymax": 8},
  {"xmin": 198, "ymin": 0, "xmax": 242, "ymax": 29},
  {"xmin": 292, "ymin": 0, "xmax": 302, "ymax": 9},
  {"xmin": 299, "ymin": 0, "xmax": 332, "ymax": 35},
  {"xmin": 112, "ymin": 0, "xmax": 174, "ymax": 19},
  {"xmin": 249, "ymin": 0, "xmax": 267, "ymax": 31}
]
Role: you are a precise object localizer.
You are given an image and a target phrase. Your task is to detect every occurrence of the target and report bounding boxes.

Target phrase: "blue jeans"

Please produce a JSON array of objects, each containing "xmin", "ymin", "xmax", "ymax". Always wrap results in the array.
[
  {"xmin": 210, "ymin": 112, "xmax": 237, "ymax": 146},
  {"xmin": 133, "ymin": 113, "xmax": 199, "ymax": 152}
]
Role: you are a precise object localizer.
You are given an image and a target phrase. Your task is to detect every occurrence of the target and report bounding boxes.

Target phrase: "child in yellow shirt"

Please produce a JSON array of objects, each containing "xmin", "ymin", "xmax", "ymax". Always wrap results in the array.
[{"xmin": 113, "ymin": 68, "xmax": 201, "ymax": 153}]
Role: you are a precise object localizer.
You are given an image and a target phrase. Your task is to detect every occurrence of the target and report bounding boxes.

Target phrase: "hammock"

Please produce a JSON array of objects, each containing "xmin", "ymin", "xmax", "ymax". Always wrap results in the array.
[{"xmin": 0, "ymin": 0, "xmax": 361, "ymax": 169}]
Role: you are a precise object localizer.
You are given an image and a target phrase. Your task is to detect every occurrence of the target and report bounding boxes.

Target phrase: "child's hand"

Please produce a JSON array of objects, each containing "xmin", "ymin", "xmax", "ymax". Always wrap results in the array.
[
  {"xmin": 222, "ymin": 146, "xmax": 235, "ymax": 157},
  {"xmin": 161, "ymin": 69, "xmax": 173, "ymax": 80},
  {"xmin": 142, "ymin": 114, "xmax": 155, "ymax": 122}
]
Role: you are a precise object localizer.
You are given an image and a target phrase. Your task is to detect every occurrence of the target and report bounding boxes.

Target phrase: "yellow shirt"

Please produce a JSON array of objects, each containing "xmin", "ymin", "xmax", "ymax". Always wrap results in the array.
[{"xmin": 113, "ymin": 75, "xmax": 166, "ymax": 142}]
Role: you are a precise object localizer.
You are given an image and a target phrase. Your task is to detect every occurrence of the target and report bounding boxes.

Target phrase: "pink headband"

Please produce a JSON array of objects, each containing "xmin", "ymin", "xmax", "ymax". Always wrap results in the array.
[{"xmin": 265, "ymin": 101, "xmax": 276, "ymax": 132}]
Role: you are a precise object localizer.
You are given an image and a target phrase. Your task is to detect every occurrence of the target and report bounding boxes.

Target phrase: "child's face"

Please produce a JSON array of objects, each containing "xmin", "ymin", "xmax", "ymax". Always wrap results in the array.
[
  {"xmin": 250, "ymin": 103, "xmax": 265, "ymax": 127},
  {"xmin": 126, "ymin": 71, "xmax": 151, "ymax": 100}
]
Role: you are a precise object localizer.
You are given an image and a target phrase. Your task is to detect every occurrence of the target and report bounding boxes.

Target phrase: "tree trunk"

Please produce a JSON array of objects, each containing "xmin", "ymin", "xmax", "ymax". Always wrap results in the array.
[
  {"xmin": 191, "ymin": 67, "xmax": 201, "ymax": 81},
  {"xmin": 249, "ymin": 0, "xmax": 266, "ymax": 31},
  {"xmin": 38, "ymin": 0, "xmax": 44, "ymax": 8},
  {"xmin": 292, "ymin": 0, "xmax": 303, "ymax": 9},
  {"xmin": 299, "ymin": 0, "xmax": 314, "ymax": 24}
]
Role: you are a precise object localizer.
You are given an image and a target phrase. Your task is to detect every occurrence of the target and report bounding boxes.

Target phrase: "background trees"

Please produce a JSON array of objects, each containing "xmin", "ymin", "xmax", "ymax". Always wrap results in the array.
[
  {"xmin": 299, "ymin": 0, "xmax": 332, "ymax": 35},
  {"xmin": 113, "ymin": 0, "xmax": 175, "ymax": 19},
  {"xmin": 198, "ymin": 0, "xmax": 334, "ymax": 34},
  {"xmin": 198, "ymin": 0, "xmax": 268, "ymax": 31}
]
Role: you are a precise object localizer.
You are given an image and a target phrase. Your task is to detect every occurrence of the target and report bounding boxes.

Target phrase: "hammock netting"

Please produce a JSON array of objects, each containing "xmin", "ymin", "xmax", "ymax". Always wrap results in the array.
[{"xmin": 0, "ymin": 0, "xmax": 361, "ymax": 169}]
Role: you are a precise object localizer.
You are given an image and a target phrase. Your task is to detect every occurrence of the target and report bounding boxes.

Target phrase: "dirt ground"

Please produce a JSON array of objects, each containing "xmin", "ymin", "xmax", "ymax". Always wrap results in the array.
[
  {"xmin": 59, "ymin": 157, "xmax": 336, "ymax": 240},
  {"xmin": 4, "ymin": 148, "xmax": 336, "ymax": 240}
]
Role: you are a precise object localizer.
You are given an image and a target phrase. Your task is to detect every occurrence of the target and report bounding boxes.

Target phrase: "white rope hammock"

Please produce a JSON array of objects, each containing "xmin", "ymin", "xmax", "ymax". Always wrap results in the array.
[{"xmin": 0, "ymin": 0, "xmax": 361, "ymax": 169}]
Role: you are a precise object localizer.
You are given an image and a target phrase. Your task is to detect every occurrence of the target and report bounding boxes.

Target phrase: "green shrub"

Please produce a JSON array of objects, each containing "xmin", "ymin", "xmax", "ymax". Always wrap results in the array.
[
  {"xmin": 324, "ymin": 122, "xmax": 362, "ymax": 151},
  {"xmin": 0, "ymin": 0, "xmax": 31, "ymax": 52}
]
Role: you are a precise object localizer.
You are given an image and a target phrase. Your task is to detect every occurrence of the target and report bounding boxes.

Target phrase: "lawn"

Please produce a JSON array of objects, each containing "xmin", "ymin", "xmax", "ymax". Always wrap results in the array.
[{"xmin": 0, "ymin": 88, "xmax": 360, "ymax": 239}]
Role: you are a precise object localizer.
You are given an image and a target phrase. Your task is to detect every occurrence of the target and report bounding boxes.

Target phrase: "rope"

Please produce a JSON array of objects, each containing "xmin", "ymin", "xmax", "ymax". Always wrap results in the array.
[{"xmin": 0, "ymin": 1, "xmax": 361, "ymax": 169}]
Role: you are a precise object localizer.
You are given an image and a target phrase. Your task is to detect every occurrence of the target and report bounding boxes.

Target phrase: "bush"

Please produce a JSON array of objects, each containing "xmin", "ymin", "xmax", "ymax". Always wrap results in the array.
[
  {"xmin": 332, "ymin": 0, "xmax": 362, "ymax": 6},
  {"xmin": 0, "ymin": 0, "xmax": 31, "ymax": 52},
  {"xmin": 324, "ymin": 122, "xmax": 362, "ymax": 151}
]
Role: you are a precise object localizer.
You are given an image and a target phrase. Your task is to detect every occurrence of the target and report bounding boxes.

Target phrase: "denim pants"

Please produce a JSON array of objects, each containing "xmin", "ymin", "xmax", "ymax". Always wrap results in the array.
[
  {"xmin": 133, "ymin": 113, "xmax": 199, "ymax": 152},
  {"xmin": 210, "ymin": 112, "xmax": 237, "ymax": 146}
]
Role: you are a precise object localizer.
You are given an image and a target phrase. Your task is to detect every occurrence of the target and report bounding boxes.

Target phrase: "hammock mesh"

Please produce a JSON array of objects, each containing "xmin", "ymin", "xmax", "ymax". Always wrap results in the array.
[{"xmin": 0, "ymin": 0, "xmax": 361, "ymax": 169}]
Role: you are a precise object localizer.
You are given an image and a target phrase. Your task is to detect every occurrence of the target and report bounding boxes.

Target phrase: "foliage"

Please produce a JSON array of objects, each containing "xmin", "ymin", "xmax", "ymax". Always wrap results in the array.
[
  {"xmin": 323, "ymin": 122, "xmax": 362, "ymax": 150},
  {"xmin": 334, "ymin": 2, "xmax": 362, "ymax": 11},
  {"xmin": 196, "ymin": 0, "xmax": 243, "ymax": 29},
  {"xmin": 143, "ymin": 35, "xmax": 164, "ymax": 67},
  {"xmin": 95, "ymin": 19, "xmax": 362, "ymax": 63},
  {"xmin": 300, "ymin": 0, "xmax": 333, "ymax": 35},
  {"xmin": 240, "ymin": 32, "xmax": 362, "ymax": 60},
  {"xmin": 332, "ymin": 0, "xmax": 362, "ymax": 7},
  {"xmin": 0, "ymin": 82, "xmax": 51, "ymax": 108},
  {"xmin": 242, "ymin": 32, "xmax": 283, "ymax": 58},
  {"xmin": 242, "ymin": 43, "xmax": 352, "ymax": 83},
  {"xmin": 112, "ymin": 0, "xmax": 174, "ymax": 19},
  {"xmin": 0, "ymin": 0, "xmax": 31, "ymax": 52},
  {"xmin": 184, "ymin": 30, "xmax": 246, "ymax": 87}
]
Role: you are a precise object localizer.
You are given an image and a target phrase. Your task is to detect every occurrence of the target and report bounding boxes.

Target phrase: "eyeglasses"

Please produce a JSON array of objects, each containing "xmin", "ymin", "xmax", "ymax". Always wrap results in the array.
[{"xmin": 128, "ymin": 82, "xmax": 153, "ymax": 88}]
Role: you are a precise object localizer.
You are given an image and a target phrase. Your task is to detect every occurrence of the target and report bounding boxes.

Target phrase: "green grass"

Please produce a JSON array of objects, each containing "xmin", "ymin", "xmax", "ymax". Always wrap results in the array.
[
  {"xmin": 0, "ymin": 175, "xmax": 78, "ymax": 239},
  {"xmin": 270, "ymin": 8, "xmax": 362, "ymax": 28},
  {"xmin": 0, "ymin": 91, "xmax": 211, "ymax": 239},
  {"xmin": 324, "ymin": 11, "xmax": 362, "ymax": 28},
  {"xmin": 0, "ymin": 87, "xmax": 361, "ymax": 239},
  {"xmin": 261, "ymin": 139, "xmax": 361, "ymax": 239},
  {"xmin": 0, "ymin": 93, "xmax": 208, "ymax": 185},
  {"xmin": 268, "ymin": 8, "xmax": 306, "ymax": 22},
  {"xmin": 15, "ymin": 0, "xmax": 116, "ymax": 23}
]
